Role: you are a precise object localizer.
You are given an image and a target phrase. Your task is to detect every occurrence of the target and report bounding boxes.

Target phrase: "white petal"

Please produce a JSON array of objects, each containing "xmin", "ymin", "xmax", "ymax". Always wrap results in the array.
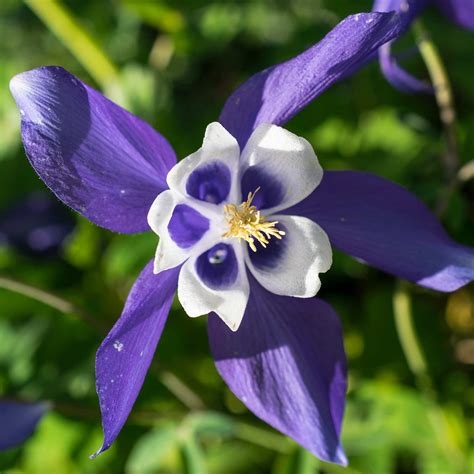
[
  {"xmin": 178, "ymin": 244, "xmax": 250, "ymax": 331},
  {"xmin": 240, "ymin": 123, "xmax": 322, "ymax": 213},
  {"xmin": 147, "ymin": 190, "xmax": 219, "ymax": 273},
  {"xmin": 167, "ymin": 122, "xmax": 241, "ymax": 203},
  {"xmin": 246, "ymin": 215, "xmax": 332, "ymax": 297}
]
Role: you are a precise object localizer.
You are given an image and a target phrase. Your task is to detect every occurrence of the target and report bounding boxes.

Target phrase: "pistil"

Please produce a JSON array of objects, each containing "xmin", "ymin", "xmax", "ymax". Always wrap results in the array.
[{"xmin": 222, "ymin": 188, "xmax": 285, "ymax": 252}]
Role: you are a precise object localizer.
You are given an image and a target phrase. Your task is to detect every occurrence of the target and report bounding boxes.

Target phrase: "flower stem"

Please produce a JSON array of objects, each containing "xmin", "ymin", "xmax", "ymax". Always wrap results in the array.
[
  {"xmin": 0, "ymin": 275, "xmax": 105, "ymax": 332},
  {"xmin": 0, "ymin": 273, "xmax": 207, "ymax": 412},
  {"xmin": 234, "ymin": 421, "xmax": 290, "ymax": 453},
  {"xmin": 158, "ymin": 368, "xmax": 206, "ymax": 411},
  {"xmin": 413, "ymin": 20, "xmax": 459, "ymax": 179},
  {"xmin": 392, "ymin": 282, "xmax": 466, "ymax": 469},
  {"xmin": 393, "ymin": 282, "xmax": 431, "ymax": 391}
]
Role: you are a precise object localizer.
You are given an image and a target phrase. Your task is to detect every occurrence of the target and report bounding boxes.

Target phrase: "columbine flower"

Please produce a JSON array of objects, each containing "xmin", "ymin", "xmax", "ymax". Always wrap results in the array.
[
  {"xmin": 9, "ymin": 10, "xmax": 474, "ymax": 466},
  {"xmin": 373, "ymin": 0, "xmax": 474, "ymax": 93},
  {"xmin": 0, "ymin": 400, "xmax": 48, "ymax": 450},
  {"xmin": 147, "ymin": 122, "xmax": 332, "ymax": 331}
]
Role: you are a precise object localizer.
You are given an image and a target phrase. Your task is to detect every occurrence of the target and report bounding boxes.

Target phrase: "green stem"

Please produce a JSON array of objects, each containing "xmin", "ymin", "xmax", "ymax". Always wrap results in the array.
[
  {"xmin": 158, "ymin": 369, "xmax": 206, "ymax": 411},
  {"xmin": 0, "ymin": 274, "xmax": 207, "ymax": 413},
  {"xmin": 24, "ymin": 0, "xmax": 119, "ymax": 89},
  {"xmin": 392, "ymin": 282, "xmax": 465, "ymax": 469},
  {"xmin": 393, "ymin": 283, "xmax": 429, "ymax": 384},
  {"xmin": 234, "ymin": 421, "xmax": 291, "ymax": 453},
  {"xmin": 0, "ymin": 275, "xmax": 105, "ymax": 331},
  {"xmin": 413, "ymin": 20, "xmax": 459, "ymax": 179}
]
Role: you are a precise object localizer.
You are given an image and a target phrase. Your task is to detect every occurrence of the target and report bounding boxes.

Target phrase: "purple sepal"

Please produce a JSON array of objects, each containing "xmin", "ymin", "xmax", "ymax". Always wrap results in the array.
[
  {"xmin": 220, "ymin": 11, "xmax": 411, "ymax": 148},
  {"xmin": 286, "ymin": 171, "xmax": 474, "ymax": 292},
  {"xmin": 373, "ymin": 0, "xmax": 432, "ymax": 94},
  {"xmin": 92, "ymin": 261, "xmax": 179, "ymax": 457},
  {"xmin": 373, "ymin": 0, "xmax": 429, "ymax": 15},
  {"xmin": 0, "ymin": 400, "xmax": 49, "ymax": 450},
  {"xmin": 378, "ymin": 43, "xmax": 433, "ymax": 93},
  {"xmin": 434, "ymin": 0, "xmax": 474, "ymax": 30},
  {"xmin": 208, "ymin": 278, "xmax": 347, "ymax": 465},
  {"xmin": 373, "ymin": 0, "xmax": 473, "ymax": 93},
  {"xmin": 10, "ymin": 66, "xmax": 176, "ymax": 234}
]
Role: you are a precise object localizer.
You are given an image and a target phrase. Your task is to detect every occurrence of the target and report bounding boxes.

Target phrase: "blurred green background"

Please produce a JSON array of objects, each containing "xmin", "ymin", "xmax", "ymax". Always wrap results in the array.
[{"xmin": 0, "ymin": 1, "xmax": 473, "ymax": 473}]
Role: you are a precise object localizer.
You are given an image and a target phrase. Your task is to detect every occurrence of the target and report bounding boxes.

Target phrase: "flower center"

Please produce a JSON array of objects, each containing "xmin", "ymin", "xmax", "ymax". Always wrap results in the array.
[{"xmin": 222, "ymin": 188, "xmax": 286, "ymax": 252}]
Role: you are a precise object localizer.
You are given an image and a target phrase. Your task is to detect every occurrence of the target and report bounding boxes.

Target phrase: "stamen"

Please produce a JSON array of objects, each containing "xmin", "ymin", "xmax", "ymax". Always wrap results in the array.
[{"xmin": 222, "ymin": 187, "xmax": 286, "ymax": 252}]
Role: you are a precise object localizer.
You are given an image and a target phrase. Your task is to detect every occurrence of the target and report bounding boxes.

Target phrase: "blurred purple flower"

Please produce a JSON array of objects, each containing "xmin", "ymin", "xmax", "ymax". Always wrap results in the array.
[
  {"xmin": 0, "ymin": 400, "xmax": 48, "ymax": 450},
  {"xmin": 373, "ymin": 0, "xmax": 474, "ymax": 93},
  {"xmin": 0, "ymin": 191, "xmax": 75, "ymax": 257},
  {"xmin": 9, "ymin": 10, "xmax": 474, "ymax": 466}
]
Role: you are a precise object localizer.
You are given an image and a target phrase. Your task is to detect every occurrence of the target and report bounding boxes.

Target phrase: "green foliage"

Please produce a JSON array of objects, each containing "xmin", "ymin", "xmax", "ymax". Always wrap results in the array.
[
  {"xmin": 0, "ymin": 1, "xmax": 473, "ymax": 473},
  {"xmin": 126, "ymin": 422, "xmax": 181, "ymax": 473}
]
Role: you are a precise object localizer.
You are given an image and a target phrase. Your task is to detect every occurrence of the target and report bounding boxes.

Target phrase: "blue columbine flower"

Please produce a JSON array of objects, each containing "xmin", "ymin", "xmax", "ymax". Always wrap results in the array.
[
  {"xmin": 9, "ymin": 10, "xmax": 474, "ymax": 466},
  {"xmin": 147, "ymin": 122, "xmax": 332, "ymax": 330},
  {"xmin": 373, "ymin": 0, "xmax": 474, "ymax": 93},
  {"xmin": 0, "ymin": 400, "xmax": 48, "ymax": 450}
]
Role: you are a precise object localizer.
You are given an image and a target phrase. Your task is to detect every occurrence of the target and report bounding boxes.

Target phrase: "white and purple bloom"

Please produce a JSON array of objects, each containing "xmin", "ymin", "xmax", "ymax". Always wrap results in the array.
[
  {"xmin": 9, "ymin": 10, "xmax": 474, "ymax": 466},
  {"xmin": 0, "ymin": 400, "xmax": 48, "ymax": 450},
  {"xmin": 373, "ymin": 0, "xmax": 474, "ymax": 93},
  {"xmin": 148, "ymin": 122, "xmax": 332, "ymax": 330}
]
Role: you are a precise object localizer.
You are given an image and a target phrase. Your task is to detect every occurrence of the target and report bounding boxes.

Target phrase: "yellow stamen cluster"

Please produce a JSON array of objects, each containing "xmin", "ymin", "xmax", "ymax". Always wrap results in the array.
[{"xmin": 222, "ymin": 188, "xmax": 286, "ymax": 252}]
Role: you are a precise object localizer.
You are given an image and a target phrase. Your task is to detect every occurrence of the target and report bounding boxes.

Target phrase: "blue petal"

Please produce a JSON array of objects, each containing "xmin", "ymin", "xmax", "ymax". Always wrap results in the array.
[
  {"xmin": 378, "ymin": 43, "xmax": 433, "ymax": 93},
  {"xmin": 10, "ymin": 66, "xmax": 176, "ymax": 233},
  {"xmin": 373, "ymin": 0, "xmax": 433, "ymax": 94},
  {"xmin": 285, "ymin": 171, "xmax": 474, "ymax": 292},
  {"xmin": 220, "ymin": 12, "xmax": 411, "ymax": 148},
  {"xmin": 208, "ymin": 277, "xmax": 347, "ymax": 465},
  {"xmin": 93, "ymin": 262, "xmax": 179, "ymax": 457},
  {"xmin": 434, "ymin": 0, "xmax": 474, "ymax": 30},
  {"xmin": 0, "ymin": 400, "xmax": 48, "ymax": 450}
]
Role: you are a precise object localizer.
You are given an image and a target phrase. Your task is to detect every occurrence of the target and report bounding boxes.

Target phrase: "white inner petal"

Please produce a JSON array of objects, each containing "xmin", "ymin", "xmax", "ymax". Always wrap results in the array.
[
  {"xmin": 240, "ymin": 123, "xmax": 323, "ymax": 214},
  {"xmin": 167, "ymin": 122, "xmax": 241, "ymax": 203},
  {"xmin": 245, "ymin": 214, "xmax": 332, "ymax": 298},
  {"xmin": 147, "ymin": 190, "xmax": 224, "ymax": 274},
  {"xmin": 147, "ymin": 121, "xmax": 332, "ymax": 328},
  {"xmin": 178, "ymin": 242, "xmax": 250, "ymax": 331}
]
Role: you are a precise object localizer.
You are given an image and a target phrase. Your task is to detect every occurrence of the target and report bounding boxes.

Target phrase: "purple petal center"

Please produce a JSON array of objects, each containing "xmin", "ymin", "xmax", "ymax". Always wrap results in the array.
[
  {"xmin": 241, "ymin": 167, "xmax": 284, "ymax": 210},
  {"xmin": 196, "ymin": 243, "xmax": 238, "ymax": 289},
  {"xmin": 168, "ymin": 204, "xmax": 209, "ymax": 248},
  {"xmin": 186, "ymin": 161, "xmax": 231, "ymax": 204},
  {"xmin": 249, "ymin": 223, "xmax": 287, "ymax": 269}
]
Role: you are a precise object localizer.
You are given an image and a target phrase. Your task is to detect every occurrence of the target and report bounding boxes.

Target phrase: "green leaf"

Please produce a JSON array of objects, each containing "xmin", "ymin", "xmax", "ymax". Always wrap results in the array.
[
  {"xmin": 21, "ymin": 413, "xmax": 86, "ymax": 474},
  {"xmin": 187, "ymin": 411, "xmax": 235, "ymax": 439},
  {"xmin": 342, "ymin": 381, "xmax": 470, "ymax": 473},
  {"xmin": 125, "ymin": 423, "xmax": 180, "ymax": 474},
  {"xmin": 273, "ymin": 446, "xmax": 320, "ymax": 474},
  {"xmin": 180, "ymin": 435, "xmax": 206, "ymax": 474},
  {"xmin": 103, "ymin": 233, "xmax": 156, "ymax": 288},
  {"xmin": 63, "ymin": 218, "xmax": 102, "ymax": 269}
]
